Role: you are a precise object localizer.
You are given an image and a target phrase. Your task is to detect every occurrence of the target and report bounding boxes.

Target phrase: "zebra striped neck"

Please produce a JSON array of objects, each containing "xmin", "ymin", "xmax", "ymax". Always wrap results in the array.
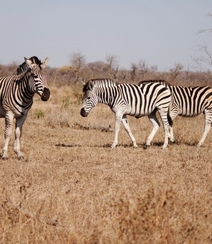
[
  {"xmin": 96, "ymin": 86, "xmax": 117, "ymax": 106},
  {"xmin": 15, "ymin": 70, "xmax": 36, "ymax": 111},
  {"xmin": 87, "ymin": 79, "xmax": 117, "ymax": 106},
  {"xmin": 14, "ymin": 69, "xmax": 35, "ymax": 94}
]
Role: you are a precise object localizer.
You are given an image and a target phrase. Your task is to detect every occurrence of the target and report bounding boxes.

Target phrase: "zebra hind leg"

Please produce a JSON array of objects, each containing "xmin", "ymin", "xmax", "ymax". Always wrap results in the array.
[
  {"xmin": 197, "ymin": 110, "xmax": 212, "ymax": 147},
  {"xmin": 167, "ymin": 112, "xmax": 175, "ymax": 143},
  {"xmin": 158, "ymin": 108, "xmax": 171, "ymax": 149},
  {"xmin": 168, "ymin": 126, "xmax": 175, "ymax": 143},
  {"xmin": 146, "ymin": 112, "xmax": 160, "ymax": 148}
]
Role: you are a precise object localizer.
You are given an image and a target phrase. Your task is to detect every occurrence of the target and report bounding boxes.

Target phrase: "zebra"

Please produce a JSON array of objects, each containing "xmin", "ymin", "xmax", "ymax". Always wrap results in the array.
[
  {"xmin": 0, "ymin": 56, "xmax": 50, "ymax": 159},
  {"xmin": 168, "ymin": 84, "xmax": 212, "ymax": 146},
  {"xmin": 80, "ymin": 79, "xmax": 172, "ymax": 149}
]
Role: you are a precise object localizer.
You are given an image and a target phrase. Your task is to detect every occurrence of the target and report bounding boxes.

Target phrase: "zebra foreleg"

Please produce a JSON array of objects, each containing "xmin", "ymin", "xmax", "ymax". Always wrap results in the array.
[
  {"xmin": 111, "ymin": 122, "xmax": 120, "ymax": 148},
  {"xmin": 122, "ymin": 115, "xmax": 138, "ymax": 148},
  {"xmin": 2, "ymin": 111, "xmax": 14, "ymax": 159},
  {"xmin": 111, "ymin": 113, "xmax": 123, "ymax": 148},
  {"xmin": 14, "ymin": 116, "xmax": 27, "ymax": 159}
]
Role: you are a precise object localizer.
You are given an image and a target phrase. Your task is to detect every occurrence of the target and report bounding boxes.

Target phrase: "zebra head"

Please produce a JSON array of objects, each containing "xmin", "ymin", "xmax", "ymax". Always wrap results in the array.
[
  {"xmin": 80, "ymin": 80, "xmax": 98, "ymax": 117},
  {"xmin": 24, "ymin": 57, "xmax": 50, "ymax": 101}
]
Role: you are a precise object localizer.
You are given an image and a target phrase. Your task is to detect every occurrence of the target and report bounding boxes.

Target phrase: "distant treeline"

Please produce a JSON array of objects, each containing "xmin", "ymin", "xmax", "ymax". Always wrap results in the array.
[{"xmin": 0, "ymin": 60, "xmax": 211, "ymax": 88}]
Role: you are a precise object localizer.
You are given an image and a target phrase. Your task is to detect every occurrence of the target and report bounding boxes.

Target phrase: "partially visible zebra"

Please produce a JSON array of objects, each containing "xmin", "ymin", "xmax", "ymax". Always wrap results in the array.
[
  {"xmin": 168, "ymin": 84, "xmax": 212, "ymax": 146},
  {"xmin": 0, "ymin": 56, "xmax": 50, "ymax": 159},
  {"xmin": 80, "ymin": 79, "xmax": 172, "ymax": 149}
]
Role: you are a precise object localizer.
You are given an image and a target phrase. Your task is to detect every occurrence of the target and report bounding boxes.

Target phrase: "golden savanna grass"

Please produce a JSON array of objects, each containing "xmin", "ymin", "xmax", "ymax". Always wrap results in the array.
[{"xmin": 0, "ymin": 84, "xmax": 212, "ymax": 243}]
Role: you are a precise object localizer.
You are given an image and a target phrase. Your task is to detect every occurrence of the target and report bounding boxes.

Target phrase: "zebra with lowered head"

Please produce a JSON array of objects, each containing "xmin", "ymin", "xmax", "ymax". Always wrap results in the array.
[
  {"xmin": 80, "ymin": 79, "xmax": 172, "ymax": 149},
  {"xmin": 168, "ymin": 84, "xmax": 212, "ymax": 146},
  {"xmin": 0, "ymin": 56, "xmax": 50, "ymax": 159}
]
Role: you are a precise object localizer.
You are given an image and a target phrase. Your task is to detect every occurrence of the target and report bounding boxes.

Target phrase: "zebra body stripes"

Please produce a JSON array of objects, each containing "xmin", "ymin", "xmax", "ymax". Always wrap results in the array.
[
  {"xmin": 81, "ymin": 79, "xmax": 172, "ymax": 149},
  {"xmin": 0, "ymin": 57, "xmax": 50, "ymax": 159},
  {"xmin": 169, "ymin": 85, "xmax": 212, "ymax": 146}
]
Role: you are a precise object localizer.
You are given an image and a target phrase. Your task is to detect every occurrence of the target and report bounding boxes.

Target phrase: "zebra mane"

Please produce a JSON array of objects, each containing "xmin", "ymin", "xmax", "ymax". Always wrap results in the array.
[
  {"xmin": 83, "ymin": 78, "xmax": 117, "ymax": 92},
  {"xmin": 12, "ymin": 69, "xmax": 32, "ymax": 82},
  {"xmin": 17, "ymin": 56, "xmax": 42, "ymax": 74},
  {"xmin": 138, "ymin": 79, "xmax": 170, "ymax": 87}
]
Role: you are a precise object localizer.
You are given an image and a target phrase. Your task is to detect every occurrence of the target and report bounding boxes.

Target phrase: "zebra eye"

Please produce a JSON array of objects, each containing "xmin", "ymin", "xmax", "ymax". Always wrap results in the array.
[{"xmin": 87, "ymin": 96, "xmax": 91, "ymax": 99}]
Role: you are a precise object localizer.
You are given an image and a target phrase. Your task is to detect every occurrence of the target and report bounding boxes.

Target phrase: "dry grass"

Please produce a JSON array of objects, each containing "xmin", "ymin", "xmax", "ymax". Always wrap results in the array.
[{"xmin": 0, "ymin": 84, "xmax": 212, "ymax": 243}]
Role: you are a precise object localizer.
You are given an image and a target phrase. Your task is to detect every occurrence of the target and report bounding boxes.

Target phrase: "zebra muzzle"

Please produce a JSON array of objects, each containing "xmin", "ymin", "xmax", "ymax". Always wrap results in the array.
[
  {"xmin": 80, "ymin": 108, "xmax": 88, "ymax": 117},
  {"xmin": 41, "ymin": 87, "xmax": 50, "ymax": 101}
]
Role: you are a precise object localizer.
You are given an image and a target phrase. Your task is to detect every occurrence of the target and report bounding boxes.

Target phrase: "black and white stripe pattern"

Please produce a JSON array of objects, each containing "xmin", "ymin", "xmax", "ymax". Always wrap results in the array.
[
  {"xmin": 169, "ymin": 84, "xmax": 212, "ymax": 146},
  {"xmin": 0, "ymin": 57, "xmax": 50, "ymax": 159},
  {"xmin": 81, "ymin": 79, "xmax": 172, "ymax": 149}
]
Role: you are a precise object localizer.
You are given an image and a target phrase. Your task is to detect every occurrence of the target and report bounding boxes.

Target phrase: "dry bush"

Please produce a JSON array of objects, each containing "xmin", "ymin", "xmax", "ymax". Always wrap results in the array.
[{"xmin": 0, "ymin": 83, "xmax": 212, "ymax": 243}]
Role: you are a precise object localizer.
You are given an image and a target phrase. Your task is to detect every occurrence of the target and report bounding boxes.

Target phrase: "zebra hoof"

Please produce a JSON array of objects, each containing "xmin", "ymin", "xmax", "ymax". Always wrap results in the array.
[
  {"xmin": 1, "ymin": 151, "xmax": 8, "ymax": 159},
  {"xmin": 1, "ymin": 156, "xmax": 8, "ymax": 160},
  {"xmin": 18, "ymin": 155, "xmax": 24, "ymax": 160},
  {"xmin": 17, "ymin": 152, "xmax": 24, "ymax": 160},
  {"xmin": 111, "ymin": 143, "xmax": 117, "ymax": 149},
  {"xmin": 143, "ymin": 144, "xmax": 150, "ymax": 150},
  {"xmin": 169, "ymin": 140, "xmax": 175, "ymax": 145}
]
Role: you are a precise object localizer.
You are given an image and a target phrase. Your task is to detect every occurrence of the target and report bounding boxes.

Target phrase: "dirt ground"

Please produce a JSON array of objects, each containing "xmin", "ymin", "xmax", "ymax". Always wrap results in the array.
[{"xmin": 0, "ymin": 85, "xmax": 212, "ymax": 243}]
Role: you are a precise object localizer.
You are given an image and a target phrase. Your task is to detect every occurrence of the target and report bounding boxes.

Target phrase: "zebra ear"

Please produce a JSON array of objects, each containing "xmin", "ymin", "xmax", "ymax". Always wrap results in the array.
[
  {"xmin": 81, "ymin": 78, "xmax": 86, "ymax": 85},
  {"xmin": 40, "ymin": 57, "xmax": 49, "ymax": 69},
  {"xmin": 24, "ymin": 57, "xmax": 33, "ymax": 67},
  {"xmin": 88, "ymin": 81, "xmax": 94, "ymax": 90}
]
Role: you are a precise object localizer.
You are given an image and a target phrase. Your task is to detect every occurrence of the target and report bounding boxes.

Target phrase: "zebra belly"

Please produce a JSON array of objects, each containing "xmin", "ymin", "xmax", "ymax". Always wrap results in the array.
[
  {"xmin": 114, "ymin": 106, "xmax": 151, "ymax": 118},
  {"xmin": 179, "ymin": 109, "xmax": 202, "ymax": 117}
]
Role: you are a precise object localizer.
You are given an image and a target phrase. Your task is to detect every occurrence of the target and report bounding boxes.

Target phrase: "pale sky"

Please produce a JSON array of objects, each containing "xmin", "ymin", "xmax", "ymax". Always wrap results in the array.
[{"xmin": 0, "ymin": 0, "xmax": 212, "ymax": 71}]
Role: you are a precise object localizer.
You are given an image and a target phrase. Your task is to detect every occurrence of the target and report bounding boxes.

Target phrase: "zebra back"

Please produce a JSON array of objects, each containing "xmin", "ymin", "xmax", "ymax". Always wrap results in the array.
[
  {"xmin": 83, "ymin": 78, "xmax": 117, "ymax": 92},
  {"xmin": 138, "ymin": 79, "xmax": 170, "ymax": 88}
]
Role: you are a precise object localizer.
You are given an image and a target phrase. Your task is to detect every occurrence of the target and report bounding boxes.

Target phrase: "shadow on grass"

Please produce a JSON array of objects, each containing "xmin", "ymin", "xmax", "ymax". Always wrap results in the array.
[
  {"xmin": 55, "ymin": 142, "xmax": 167, "ymax": 149},
  {"xmin": 55, "ymin": 143, "xmax": 135, "ymax": 148},
  {"xmin": 169, "ymin": 140, "xmax": 198, "ymax": 147}
]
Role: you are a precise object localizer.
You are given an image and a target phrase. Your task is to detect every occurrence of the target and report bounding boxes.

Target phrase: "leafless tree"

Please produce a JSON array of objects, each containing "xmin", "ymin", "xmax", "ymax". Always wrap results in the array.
[
  {"xmin": 198, "ymin": 13, "xmax": 212, "ymax": 34},
  {"xmin": 105, "ymin": 54, "xmax": 119, "ymax": 79},
  {"xmin": 169, "ymin": 63, "xmax": 184, "ymax": 82},
  {"xmin": 69, "ymin": 52, "xmax": 86, "ymax": 82},
  {"xmin": 192, "ymin": 13, "xmax": 212, "ymax": 75},
  {"xmin": 138, "ymin": 60, "xmax": 149, "ymax": 79},
  {"xmin": 192, "ymin": 44, "xmax": 212, "ymax": 74},
  {"xmin": 130, "ymin": 63, "xmax": 138, "ymax": 82},
  {"xmin": 105, "ymin": 54, "xmax": 118, "ymax": 69}
]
